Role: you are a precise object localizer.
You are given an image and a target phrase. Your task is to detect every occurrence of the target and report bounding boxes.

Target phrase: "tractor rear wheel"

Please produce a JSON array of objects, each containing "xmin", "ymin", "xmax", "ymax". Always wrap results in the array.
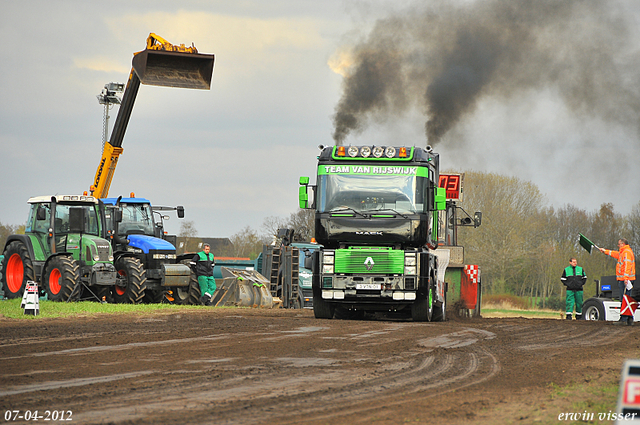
[
  {"xmin": 171, "ymin": 271, "xmax": 201, "ymax": 305},
  {"xmin": 112, "ymin": 257, "xmax": 146, "ymax": 304},
  {"xmin": 44, "ymin": 255, "xmax": 80, "ymax": 301},
  {"xmin": 1, "ymin": 241, "xmax": 36, "ymax": 299}
]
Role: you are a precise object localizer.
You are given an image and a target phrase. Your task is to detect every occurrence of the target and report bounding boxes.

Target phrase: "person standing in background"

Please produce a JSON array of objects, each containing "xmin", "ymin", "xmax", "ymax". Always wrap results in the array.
[
  {"xmin": 561, "ymin": 257, "xmax": 587, "ymax": 320},
  {"xmin": 191, "ymin": 243, "xmax": 216, "ymax": 306}
]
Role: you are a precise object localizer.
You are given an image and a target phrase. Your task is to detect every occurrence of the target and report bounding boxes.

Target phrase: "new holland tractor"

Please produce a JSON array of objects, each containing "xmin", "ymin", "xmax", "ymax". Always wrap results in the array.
[
  {"xmin": 1, "ymin": 195, "xmax": 117, "ymax": 301},
  {"xmin": 102, "ymin": 196, "xmax": 199, "ymax": 304}
]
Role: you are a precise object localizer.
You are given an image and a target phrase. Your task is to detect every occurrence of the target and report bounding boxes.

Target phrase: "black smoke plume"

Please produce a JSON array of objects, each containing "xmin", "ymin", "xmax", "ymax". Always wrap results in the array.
[{"xmin": 332, "ymin": 0, "xmax": 640, "ymax": 146}]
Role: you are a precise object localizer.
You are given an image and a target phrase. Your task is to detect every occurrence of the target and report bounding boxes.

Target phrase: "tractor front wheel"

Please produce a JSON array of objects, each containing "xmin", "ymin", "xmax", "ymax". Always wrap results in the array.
[
  {"xmin": 112, "ymin": 257, "xmax": 146, "ymax": 304},
  {"xmin": 44, "ymin": 255, "xmax": 80, "ymax": 301},
  {"xmin": 1, "ymin": 241, "xmax": 36, "ymax": 299}
]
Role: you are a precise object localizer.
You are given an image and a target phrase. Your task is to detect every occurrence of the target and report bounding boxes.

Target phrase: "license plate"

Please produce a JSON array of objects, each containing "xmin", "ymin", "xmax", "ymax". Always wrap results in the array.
[{"xmin": 356, "ymin": 283, "xmax": 381, "ymax": 290}]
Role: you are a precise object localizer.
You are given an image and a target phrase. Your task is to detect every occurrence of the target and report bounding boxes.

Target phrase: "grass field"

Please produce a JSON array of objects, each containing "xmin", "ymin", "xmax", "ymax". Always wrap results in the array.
[{"xmin": 0, "ymin": 298, "xmax": 207, "ymax": 320}]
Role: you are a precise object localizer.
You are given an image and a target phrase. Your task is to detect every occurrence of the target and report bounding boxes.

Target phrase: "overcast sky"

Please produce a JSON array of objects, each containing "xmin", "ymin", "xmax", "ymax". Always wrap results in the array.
[{"xmin": 2, "ymin": 0, "xmax": 640, "ymax": 240}]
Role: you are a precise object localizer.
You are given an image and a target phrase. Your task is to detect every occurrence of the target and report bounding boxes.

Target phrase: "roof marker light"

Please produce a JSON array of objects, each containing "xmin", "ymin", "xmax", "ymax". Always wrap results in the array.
[
  {"xmin": 337, "ymin": 146, "xmax": 346, "ymax": 157},
  {"xmin": 399, "ymin": 147, "xmax": 407, "ymax": 157}
]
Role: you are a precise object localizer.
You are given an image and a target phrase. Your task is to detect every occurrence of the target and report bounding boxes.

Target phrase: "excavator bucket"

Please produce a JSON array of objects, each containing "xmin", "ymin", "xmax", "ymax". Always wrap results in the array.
[
  {"xmin": 210, "ymin": 267, "xmax": 281, "ymax": 309},
  {"xmin": 132, "ymin": 49, "xmax": 214, "ymax": 90}
]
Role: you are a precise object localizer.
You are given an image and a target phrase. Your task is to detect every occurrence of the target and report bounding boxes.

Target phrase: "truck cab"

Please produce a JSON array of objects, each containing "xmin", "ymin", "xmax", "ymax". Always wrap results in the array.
[{"xmin": 299, "ymin": 145, "xmax": 447, "ymax": 321}]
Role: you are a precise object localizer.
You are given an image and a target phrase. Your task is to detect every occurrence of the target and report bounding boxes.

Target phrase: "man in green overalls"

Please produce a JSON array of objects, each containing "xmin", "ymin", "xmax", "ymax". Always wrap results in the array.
[
  {"xmin": 191, "ymin": 243, "xmax": 216, "ymax": 305},
  {"xmin": 561, "ymin": 257, "xmax": 587, "ymax": 320}
]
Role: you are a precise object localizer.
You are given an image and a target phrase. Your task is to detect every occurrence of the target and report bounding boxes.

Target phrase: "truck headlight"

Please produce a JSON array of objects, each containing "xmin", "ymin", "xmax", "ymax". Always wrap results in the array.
[
  {"xmin": 404, "ymin": 266, "xmax": 416, "ymax": 275},
  {"xmin": 323, "ymin": 254, "xmax": 334, "ymax": 265},
  {"xmin": 323, "ymin": 264, "xmax": 334, "ymax": 274},
  {"xmin": 405, "ymin": 254, "xmax": 416, "ymax": 266}
]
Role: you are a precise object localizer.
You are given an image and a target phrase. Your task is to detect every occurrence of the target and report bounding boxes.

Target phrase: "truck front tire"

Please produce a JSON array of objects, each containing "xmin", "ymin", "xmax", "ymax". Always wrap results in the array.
[
  {"xmin": 582, "ymin": 299, "xmax": 605, "ymax": 321},
  {"xmin": 313, "ymin": 287, "xmax": 335, "ymax": 319}
]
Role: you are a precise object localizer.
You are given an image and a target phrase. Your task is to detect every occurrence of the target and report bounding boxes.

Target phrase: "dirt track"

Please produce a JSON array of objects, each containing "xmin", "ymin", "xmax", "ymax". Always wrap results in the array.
[{"xmin": 1, "ymin": 308, "xmax": 638, "ymax": 425}]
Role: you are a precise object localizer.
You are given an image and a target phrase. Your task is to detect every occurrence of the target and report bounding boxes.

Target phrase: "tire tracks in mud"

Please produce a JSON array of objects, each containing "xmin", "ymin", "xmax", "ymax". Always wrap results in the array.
[
  {"xmin": 208, "ymin": 327, "xmax": 501, "ymax": 425},
  {"xmin": 1, "ymin": 314, "xmax": 634, "ymax": 425}
]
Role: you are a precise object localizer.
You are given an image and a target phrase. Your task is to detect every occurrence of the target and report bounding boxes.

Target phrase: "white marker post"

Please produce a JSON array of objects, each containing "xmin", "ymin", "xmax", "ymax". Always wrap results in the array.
[{"xmin": 21, "ymin": 281, "xmax": 39, "ymax": 316}]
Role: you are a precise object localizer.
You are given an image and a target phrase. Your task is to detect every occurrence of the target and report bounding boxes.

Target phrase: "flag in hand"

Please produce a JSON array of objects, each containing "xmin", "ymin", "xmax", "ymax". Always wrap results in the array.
[{"xmin": 579, "ymin": 233, "xmax": 597, "ymax": 254}]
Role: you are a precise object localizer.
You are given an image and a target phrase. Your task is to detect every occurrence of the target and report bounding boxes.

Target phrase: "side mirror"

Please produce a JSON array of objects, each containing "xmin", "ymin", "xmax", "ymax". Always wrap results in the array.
[
  {"xmin": 113, "ymin": 209, "xmax": 123, "ymax": 223},
  {"xmin": 474, "ymin": 211, "xmax": 482, "ymax": 228},
  {"xmin": 176, "ymin": 205, "xmax": 185, "ymax": 219},
  {"xmin": 69, "ymin": 207, "xmax": 86, "ymax": 233},
  {"xmin": 435, "ymin": 187, "xmax": 446, "ymax": 211},
  {"xmin": 299, "ymin": 177, "xmax": 310, "ymax": 209}
]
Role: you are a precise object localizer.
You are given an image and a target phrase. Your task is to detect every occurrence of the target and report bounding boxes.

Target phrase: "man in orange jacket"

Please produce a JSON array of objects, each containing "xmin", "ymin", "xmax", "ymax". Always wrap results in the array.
[{"xmin": 599, "ymin": 238, "xmax": 635, "ymax": 323}]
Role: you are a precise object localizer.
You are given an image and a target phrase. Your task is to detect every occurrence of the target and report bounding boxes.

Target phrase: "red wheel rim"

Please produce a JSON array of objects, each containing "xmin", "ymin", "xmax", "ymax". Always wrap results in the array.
[
  {"xmin": 49, "ymin": 269, "xmax": 62, "ymax": 295},
  {"xmin": 116, "ymin": 270, "xmax": 127, "ymax": 296},
  {"xmin": 6, "ymin": 253, "xmax": 24, "ymax": 293}
]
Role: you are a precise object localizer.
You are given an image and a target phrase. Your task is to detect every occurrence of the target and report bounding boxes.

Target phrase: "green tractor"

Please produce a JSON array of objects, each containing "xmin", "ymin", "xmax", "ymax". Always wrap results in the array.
[{"xmin": 1, "ymin": 195, "xmax": 117, "ymax": 301}]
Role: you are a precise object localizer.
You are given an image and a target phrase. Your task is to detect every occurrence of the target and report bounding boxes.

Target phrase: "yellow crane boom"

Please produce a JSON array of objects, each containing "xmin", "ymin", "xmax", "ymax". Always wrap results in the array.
[{"xmin": 90, "ymin": 34, "xmax": 214, "ymax": 198}]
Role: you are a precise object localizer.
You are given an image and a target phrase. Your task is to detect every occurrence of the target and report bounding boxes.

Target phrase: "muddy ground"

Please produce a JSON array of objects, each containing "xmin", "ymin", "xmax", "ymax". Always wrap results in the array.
[{"xmin": 0, "ymin": 308, "xmax": 638, "ymax": 425}]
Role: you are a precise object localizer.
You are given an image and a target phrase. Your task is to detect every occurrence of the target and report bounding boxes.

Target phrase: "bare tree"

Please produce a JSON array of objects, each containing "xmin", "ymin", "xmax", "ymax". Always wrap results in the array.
[
  {"xmin": 226, "ymin": 226, "xmax": 267, "ymax": 259},
  {"xmin": 178, "ymin": 220, "xmax": 201, "ymax": 254}
]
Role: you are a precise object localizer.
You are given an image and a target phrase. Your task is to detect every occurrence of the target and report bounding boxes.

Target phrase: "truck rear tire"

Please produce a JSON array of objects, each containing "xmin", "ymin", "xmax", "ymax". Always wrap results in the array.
[
  {"xmin": 1, "ymin": 241, "xmax": 35, "ymax": 299},
  {"xmin": 432, "ymin": 291, "xmax": 446, "ymax": 322},
  {"xmin": 582, "ymin": 299, "xmax": 605, "ymax": 321},
  {"xmin": 112, "ymin": 257, "xmax": 146, "ymax": 304},
  {"xmin": 44, "ymin": 256, "xmax": 81, "ymax": 301}
]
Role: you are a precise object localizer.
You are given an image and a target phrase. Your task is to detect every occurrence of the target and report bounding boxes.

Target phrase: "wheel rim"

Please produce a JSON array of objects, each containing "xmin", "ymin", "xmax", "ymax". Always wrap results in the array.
[
  {"xmin": 175, "ymin": 287, "xmax": 188, "ymax": 300},
  {"xmin": 6, "ymin": 253, "xmax": 24, "ymax": 293},
  {"xmin": 585, "ymin": 306, "xmax": 599, "ymax": 320},
  {"xmin": 116, "ymin": 270, "xmax": 127, "ymax": 296},
  {"xmin": 49, "ymin": 268, "xmax": 62, "ymax": 294}
]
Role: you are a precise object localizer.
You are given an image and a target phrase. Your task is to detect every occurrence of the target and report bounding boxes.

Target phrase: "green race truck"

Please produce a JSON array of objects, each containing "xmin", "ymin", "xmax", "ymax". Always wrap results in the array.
[{"xmin": 299, "ymin": 145, "xmax": 446, "ymax": 321}]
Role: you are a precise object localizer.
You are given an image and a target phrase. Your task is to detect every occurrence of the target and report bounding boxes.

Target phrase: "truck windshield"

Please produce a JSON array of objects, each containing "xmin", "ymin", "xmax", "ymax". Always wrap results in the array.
[
  {"xmin": 316, "ymin": 173, "xmax": 429, "ymax": 214},
  {"xmin": 118, "ymin": 203, "xmax": 154, "ymax": 236}
]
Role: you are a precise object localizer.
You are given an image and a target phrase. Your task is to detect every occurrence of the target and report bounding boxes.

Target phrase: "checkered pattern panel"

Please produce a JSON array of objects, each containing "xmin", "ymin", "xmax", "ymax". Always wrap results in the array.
[{"xmin": 464, "ymin": 264, "xmax": 479, "ymax": 284}]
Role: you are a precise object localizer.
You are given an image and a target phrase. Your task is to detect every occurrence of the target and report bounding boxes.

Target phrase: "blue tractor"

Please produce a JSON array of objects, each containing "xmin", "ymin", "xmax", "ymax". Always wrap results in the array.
[{"xmin": 101, "ymin": 196, "xmax": 199, "ymax": 304}]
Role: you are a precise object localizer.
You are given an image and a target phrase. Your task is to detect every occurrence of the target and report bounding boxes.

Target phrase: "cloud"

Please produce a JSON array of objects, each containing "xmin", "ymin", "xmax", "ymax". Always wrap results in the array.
[{"xmin": 73, "ymin": 57, "xmax": 130, "ymax": 74}]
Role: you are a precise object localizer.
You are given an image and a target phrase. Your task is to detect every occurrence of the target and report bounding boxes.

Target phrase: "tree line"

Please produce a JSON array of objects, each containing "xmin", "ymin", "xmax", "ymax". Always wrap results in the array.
[
  {"xmin": 457, "ymin": 171, "xmax": 639, "ymax": 305},
  {"xmin": 3, "ymin": 170, "xmax": 635, "ymax": 307}
]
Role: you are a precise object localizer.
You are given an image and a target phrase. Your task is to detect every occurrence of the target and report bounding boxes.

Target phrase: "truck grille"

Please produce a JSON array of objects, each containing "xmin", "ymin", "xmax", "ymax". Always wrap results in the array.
[{"xmin": 335, "ymin": 248, "xmax": 404, "ymax": 274}]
